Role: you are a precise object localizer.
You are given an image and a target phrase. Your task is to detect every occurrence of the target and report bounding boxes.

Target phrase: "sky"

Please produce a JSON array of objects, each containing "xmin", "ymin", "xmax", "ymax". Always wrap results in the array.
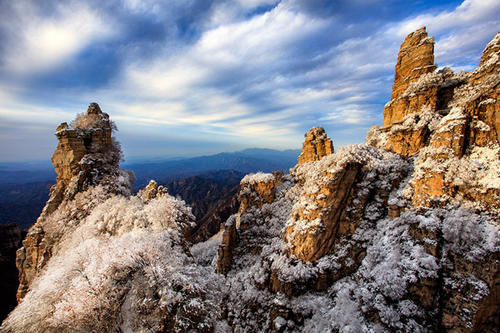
[{"xmin": 0, "ymin": 0, "xmax": 499, "ymax": 162}]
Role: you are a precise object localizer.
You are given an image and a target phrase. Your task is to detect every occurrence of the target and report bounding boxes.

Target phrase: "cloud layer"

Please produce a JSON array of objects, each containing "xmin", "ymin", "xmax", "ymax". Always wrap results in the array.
[{"xmin": 0, "ymin": 0, "xmax": 498, "ymax": 161}]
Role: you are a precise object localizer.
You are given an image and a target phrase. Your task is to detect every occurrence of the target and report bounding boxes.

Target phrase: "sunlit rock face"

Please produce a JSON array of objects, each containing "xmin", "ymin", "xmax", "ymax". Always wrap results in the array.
[
  {"xmin": 15, "ymin": 103, "xmax": 132, "ymax": 301},
  {"xmin": 383, "ymin": 26, "xmax": 437, "ymax": 129},
  {"xmin": 297, "ymin": 127, "xmax": 334, "ymax": 164},
  {"xmin": 370, "ymin": 29, "xmax": 500, "ymax": 213}
]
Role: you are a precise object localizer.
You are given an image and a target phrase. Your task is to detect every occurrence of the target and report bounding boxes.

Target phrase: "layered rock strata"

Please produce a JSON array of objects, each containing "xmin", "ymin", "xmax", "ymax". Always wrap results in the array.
[
  {"xmin": 297, "ymin": 127, "xmax": 334, "ymax": 164},
  {"xmin": 383, "ymin": 26, "xmax": 436, "ymax": 128},
  {"xmin": 15, "ymin": 103, "xmax": 132, "ymax": 301},
  {"xmin": 368, "ymin": 29, "xmax": 500, "ymax": 213}
]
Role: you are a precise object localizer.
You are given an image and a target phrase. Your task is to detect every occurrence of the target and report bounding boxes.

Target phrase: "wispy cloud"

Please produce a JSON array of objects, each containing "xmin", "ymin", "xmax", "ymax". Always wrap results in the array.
[{"xmin": 0, "ymin": 0, "xmax": 498, "ymax": 161}]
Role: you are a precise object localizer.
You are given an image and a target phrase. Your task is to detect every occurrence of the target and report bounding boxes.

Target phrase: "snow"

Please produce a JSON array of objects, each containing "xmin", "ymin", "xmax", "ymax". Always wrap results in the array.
[{"xmin": 241, "ymin": 172, "xmax": 275, "ymax": 185}]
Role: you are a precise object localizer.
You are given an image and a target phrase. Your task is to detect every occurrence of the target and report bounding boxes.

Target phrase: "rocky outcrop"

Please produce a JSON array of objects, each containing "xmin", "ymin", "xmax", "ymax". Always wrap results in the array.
[
  {"xmin": 297, "ymin": 127, "xmax": 334, "ymax": 164},
  {"xmin": 383, "ymin": 26, "xmax": 436, "ymax": 128},
  {"xmin": 216, "ymin": 216, "xmax": 237, "ymax": 275},
  {"xmin": 137, "ymin": 180, "xmax": 167, "ymax": 200},
  {"xmin": 216, "ymin": 28, "xmax": 499, "ymax": 332},
  {"xmin": 15, "ymin": 103, "xmax": 132, "ymax": 301},
  {"xmin": 368, "ymin": 29, "xmax": 500, "ymax": 214},
  {"xmin": 285, "ymin": 161, "xmax": 362, "ymax": 262},
  {"xmin": 45, "ymin": 103, "xmax": 118, "ymax": 216},
  {"xmin": 216, "ymin": 171, "xmax": 283, "ymax": 274}
]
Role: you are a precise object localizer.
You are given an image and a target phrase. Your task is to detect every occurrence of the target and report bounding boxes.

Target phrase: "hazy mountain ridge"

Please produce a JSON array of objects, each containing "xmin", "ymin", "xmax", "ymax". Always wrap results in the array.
[
  {"xmin": 0, "ymin": 149, "xmax": 298, "ymax": 230},
  {"xmin": 0, "ymin": 182, "xmax": 53, "ymax": 229},
  {"xmin": 126, "ymin": 148, "xmax": 300, "ymax": 189}
]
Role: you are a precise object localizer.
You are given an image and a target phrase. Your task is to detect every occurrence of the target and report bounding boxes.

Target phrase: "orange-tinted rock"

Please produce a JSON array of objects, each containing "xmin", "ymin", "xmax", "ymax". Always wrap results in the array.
[
  {"xmin": 383, "ymin": 27, "xmax": 436, "ymax": 127},
  {"xmin": 285, "ymin": 163, "xmax": 361, "ymax": 262},
  {"xmin": 16, "ymin": 103, "xmax": 122, "ymax": 301},
  {"xmin": 238, "ymin": 171, "xmax": 282, "ymax": 219},
  {"xmin": 297, "ymin": 127, "xmax": 333, "ymax": 164},
  {"xmin": 385, "ymin": 124, "xmax": 430, "ymax": 157},
  {"xmin": 430, "ymin": 110, "xmax": 468, "ymax": 157},
  {"xmin": 138, "ymin": 180, "xmax": 167, "ymax": 201},
  {"xmin": 216, "ymin": 217, "xmax": 237, "ymax": 275}
]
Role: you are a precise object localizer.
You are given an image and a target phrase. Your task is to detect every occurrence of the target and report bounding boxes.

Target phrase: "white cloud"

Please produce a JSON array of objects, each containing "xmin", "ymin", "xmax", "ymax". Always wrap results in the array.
[
  {"xmin": 111, "ymin": 3, "xmax": 328, "ymax": 143},
  {"xmin": 1, "ymin": 0, "xmax": 499, "ymax": 160},
  {"xmin": 388, "ymin": 0, "xmax": 500, "ymax": 66},
  {"xmin": 1, "ymin": 1, "xmax": 115, "ymax": 74},
  {"xmin": 391, "ymin": 0, "xmax": 500, "ymax": 37}
]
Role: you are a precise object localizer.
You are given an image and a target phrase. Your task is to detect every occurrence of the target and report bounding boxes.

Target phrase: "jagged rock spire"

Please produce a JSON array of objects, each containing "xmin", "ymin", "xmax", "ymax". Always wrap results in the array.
[
  {"xmin": 16, "ymin": 103, "xmax": 125, "ymax": 301},
  {"xmin": 297, "ymin": 127, "xmax": 334, "ymax": 164},
  {"xmin": 383, "ymin": 27, "xmax": 436, "ymax": 128}
]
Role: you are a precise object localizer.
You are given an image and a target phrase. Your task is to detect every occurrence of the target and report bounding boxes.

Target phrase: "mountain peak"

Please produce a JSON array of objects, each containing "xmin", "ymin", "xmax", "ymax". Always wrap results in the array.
[{"xmin": 297, "ymin": 126, "xmax": 334, "ymax": 164}]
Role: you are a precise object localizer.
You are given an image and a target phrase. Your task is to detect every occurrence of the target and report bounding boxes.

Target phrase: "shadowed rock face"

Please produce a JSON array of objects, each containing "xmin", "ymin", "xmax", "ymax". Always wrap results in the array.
[
  {"xmin": 16, "ymin": 103, "xmax": 128, "ymax": 301},
  {"xmin": 297, "ymin": 127, "xmax": 334, "ymax": 164},
  {"xmin": 0, "ymin": 224, "xmax": 23, "ymax": 322},
  {"xmin": 216, "ymin": 171, "xmax": 283, "ymax": 275}
]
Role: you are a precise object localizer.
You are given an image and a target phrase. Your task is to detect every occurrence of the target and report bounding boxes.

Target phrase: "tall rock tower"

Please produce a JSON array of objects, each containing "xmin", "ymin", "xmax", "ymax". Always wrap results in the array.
[{"xmin": 16, "ymin": 103, "xmax": 130, "ymax": 301}]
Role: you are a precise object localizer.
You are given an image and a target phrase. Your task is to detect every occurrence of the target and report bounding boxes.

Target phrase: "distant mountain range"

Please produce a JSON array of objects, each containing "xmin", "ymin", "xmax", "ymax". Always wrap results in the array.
[
  {"xmin": 0, "ymin": 148, "xmax": 300, "ymax": 228},
  {"xmin": 123, "ymin": 148, "xmax": 300, "ymax": 189}
]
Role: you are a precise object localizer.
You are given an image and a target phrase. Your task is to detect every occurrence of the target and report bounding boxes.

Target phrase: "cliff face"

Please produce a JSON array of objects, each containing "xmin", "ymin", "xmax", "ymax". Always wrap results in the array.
[
  {"xmin": 215, "ymin": 28, "xmax": 499, "ymax": 332},
  {"xmin": 383, "ymin": 27, "xmax": 436, "ymax": 128},
  {"xmin": 15, "ymin": 103, "xmax": 133, "ymax": 301},
  {"xmin": 368, "ymin": 29, "xmax": 500, "ymax": 213}
]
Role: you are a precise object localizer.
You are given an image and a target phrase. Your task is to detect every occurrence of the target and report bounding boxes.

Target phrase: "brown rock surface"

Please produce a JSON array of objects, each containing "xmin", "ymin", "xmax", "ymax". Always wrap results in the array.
[
  {"xmin": 216, "ymin": 216, "xmax": 237, "ymax": 275},
  {"xmin": 367, "ymin": 28, "xmax": 500, "ymax": 214},
  {"xmin": 138, "ymin": 180, "xmax": 167, "ymax": 200},
  {"xmin": 285, "ymin": 163, "xmax": 362, "ymax": 262},
  {"xmin": 15, "ymin": 103, "xmax": 125, "ymax": 301},
  {"xmin": 297, "ymin": 127, "xmax": 333, "ymax": 164},
  {"xmin": 383, "ymin": 27, "xmax": 436, "ymax": 127}
]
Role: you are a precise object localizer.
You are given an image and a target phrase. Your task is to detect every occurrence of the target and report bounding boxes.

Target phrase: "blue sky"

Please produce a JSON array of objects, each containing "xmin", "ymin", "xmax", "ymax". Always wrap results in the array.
[{"xmin": 0, "ymin": 0, "xmax": 499, "ymax": 162}]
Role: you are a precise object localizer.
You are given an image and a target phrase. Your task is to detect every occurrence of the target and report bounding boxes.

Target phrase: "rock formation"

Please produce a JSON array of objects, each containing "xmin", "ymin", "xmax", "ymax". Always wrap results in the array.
[
  {"xmin": 369, "ymin": 29, "xmax": 500, "ymax": 213},
  {"xmin": 217, "ymin": 171, "xmax": 283, "ymax": 274},
  {"xmin": 215, "ymin": 28, "xmax": 499, "ymax": 332},
  {"xmin": 383, "ymin": 26, "xmax": 436, "ymax": 128},
  {"xmin": 15, "ymin": 103, "xmax": 133, "ymax": 301},
  {"xmin": 297, "ymin": 127, "xmax": 334, "ymax": 164}
]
